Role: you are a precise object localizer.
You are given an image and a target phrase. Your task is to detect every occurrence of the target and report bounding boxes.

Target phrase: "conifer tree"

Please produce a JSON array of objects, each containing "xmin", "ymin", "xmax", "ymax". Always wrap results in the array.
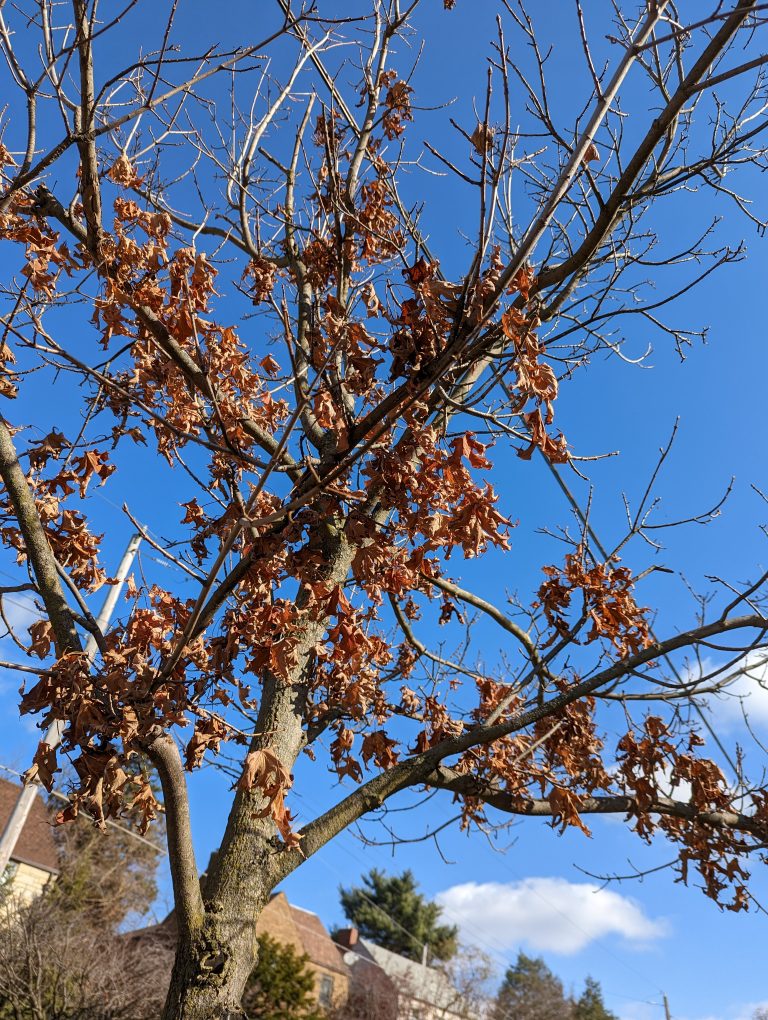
[
  {"xmin": 493, "ymin": 952, "xmax": 572, "ymax": 1020},
  {"xmin": 574, "ymin": 977, "xmax": 617, "ymax": 1020},
  {"xmin": 338, "ymin": 870, "xmax": 458, "ymax": 963}
]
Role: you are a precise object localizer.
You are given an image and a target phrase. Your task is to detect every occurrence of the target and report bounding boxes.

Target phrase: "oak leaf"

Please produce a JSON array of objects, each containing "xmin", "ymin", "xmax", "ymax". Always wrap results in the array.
[{"xmin": 24, "ymin": 741, "xmax": 59, "ymax": 791}]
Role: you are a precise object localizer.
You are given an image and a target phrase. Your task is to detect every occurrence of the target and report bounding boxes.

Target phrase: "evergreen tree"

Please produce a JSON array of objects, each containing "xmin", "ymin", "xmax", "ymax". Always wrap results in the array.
[
  {"xmin": 242, "ymin": 934, "xmax": 326, "ymax": 1020},
  {"xmin": 337, "ymin": 869, "xmax": 458, "ymax": 963},
  {"xmin": 574, "ymin": 977, "xmax": 617, "ymax": 1020},
  {"xmin": 493, "ymin": 951, "xmax": 573, "ymax": 1020}
]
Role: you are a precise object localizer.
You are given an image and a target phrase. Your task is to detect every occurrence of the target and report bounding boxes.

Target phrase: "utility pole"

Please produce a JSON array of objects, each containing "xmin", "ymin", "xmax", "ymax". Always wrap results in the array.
[
  {"xmin": 0, "ymin": 534, "xmax": 141, "ymax": 875},
  {"xmin": 663, "ymin": 994, "xmax": 672, "ymax": 1020}
]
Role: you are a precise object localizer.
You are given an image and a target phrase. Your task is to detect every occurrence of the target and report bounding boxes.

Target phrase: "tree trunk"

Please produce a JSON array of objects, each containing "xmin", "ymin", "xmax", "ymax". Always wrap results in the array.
[
  {"xmin": 159, "ymin": 777, "xmax": 290, "ymax": 1020},
  {"xmin": 161, "ymin": 838, "xmax": 276, "ymax": 1020},
  {"xmin": 162, "ymin": 923, "xmax": 259, "ymax": 1020},
  {"xmin": 161, "ymin": 522, "xmax": 353, "ymax": 1019}
]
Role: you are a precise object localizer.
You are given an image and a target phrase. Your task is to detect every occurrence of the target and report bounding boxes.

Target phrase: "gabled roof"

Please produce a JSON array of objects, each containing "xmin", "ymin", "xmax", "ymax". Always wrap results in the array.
[
  {"xmin": 260, "ymin": 894, "xmax": 350, "ymax": 976},
  {"xmin": 0, "ymin": 778, "xmax": 59, "ymax": 874},
  {"xmin": 288, "ymin": 902, "xmax": 350, "ymax": 975},
  {"xmin": 358, "ymin": 938, "xmax": 463, "ymax": 1014}
]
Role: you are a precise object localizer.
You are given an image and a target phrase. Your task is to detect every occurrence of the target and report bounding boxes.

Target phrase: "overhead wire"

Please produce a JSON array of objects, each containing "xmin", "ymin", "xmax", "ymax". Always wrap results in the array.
[{"xmin": 287, "ymin": 784, "xmax": 666, "ymax": 1011}]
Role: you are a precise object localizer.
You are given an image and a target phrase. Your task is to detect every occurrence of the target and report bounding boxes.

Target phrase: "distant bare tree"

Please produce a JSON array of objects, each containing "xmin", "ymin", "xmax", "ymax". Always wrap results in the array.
[
  {"xmin": 0, "ymin": 897, "xmax": 172, "ymax": 1020},
  {"xmin": 435, "ymin": 945, "xmax": 496, "ymax": 1019}
]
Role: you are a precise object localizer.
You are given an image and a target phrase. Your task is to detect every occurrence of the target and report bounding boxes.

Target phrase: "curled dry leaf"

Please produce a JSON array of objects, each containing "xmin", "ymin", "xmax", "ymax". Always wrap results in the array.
[
  {"xmin": 470, "ymin": 122, "xmax": 494, "ymax": 154},
  {"xmin": 23, "ymin": 740, "xmax": 59, "ymax": 791},
  {"xmin": 237, "ymin": 748, "xmax": 300, "ymax": 850}
]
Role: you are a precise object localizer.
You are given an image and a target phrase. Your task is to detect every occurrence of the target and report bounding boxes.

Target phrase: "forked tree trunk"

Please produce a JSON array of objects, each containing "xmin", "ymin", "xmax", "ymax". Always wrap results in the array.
[
  {"xmin": 161, "ymin": 840, "xmax": 276, "ymax": 1020},
  {"xmin": 161, "ymin": 526, "xmax": 353, "ymax": 1019}
]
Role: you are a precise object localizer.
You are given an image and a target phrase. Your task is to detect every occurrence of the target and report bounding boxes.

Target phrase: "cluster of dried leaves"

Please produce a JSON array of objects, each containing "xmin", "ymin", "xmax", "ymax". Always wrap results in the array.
[{"xmin": 0, "ymin": 1, "xmax": 766, "ymax": 952}]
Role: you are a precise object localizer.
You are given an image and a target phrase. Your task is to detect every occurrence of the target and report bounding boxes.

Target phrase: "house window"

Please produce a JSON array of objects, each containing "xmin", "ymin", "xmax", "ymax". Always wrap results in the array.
[{"xmin": 319, "ymin": 974, "xmax": 334, "ymax": 1007}]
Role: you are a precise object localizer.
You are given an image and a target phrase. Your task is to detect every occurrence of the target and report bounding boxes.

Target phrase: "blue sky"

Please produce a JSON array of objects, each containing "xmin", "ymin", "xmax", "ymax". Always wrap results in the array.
[{"xmin": 1, "ymin": 2, "xmax": 768, "ymax": 1018}]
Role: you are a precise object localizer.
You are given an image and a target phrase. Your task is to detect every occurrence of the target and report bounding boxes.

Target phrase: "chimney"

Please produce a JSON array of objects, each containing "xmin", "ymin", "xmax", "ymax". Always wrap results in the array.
[{"xmin": 335, "ymin": 927, "xmax": 359, "ymax": 948}]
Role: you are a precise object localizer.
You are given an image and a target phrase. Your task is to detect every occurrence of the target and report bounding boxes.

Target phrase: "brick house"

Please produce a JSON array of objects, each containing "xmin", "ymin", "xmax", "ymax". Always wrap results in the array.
[
  {"xmin": 256, "ymin": 892, "xmax": 351, "ymax": 1010},
  {"xmin": 0, "ymin": 779, "xmax": 59, "ymax": 905}
]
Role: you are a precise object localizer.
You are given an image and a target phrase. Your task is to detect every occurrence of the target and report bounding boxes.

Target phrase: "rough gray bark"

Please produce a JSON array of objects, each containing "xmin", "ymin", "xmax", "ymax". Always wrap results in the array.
[{"xmin": 161, "ymin": 532, "xmax": 354, "ymax": 1019}]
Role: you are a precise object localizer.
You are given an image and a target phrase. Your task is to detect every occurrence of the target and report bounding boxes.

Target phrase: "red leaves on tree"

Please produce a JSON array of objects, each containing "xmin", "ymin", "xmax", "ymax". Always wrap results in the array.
[
  {"xmin": 361, "ymin": 730, "xmax": 399, "ymax": 771},
  {"xmin": 243, "ymin": 258, "xmax": 277, "ymax": 305},
  {"xmin": 27, "ymin": 619, "xmax": 53, "ymax": 659},
  {"xmin": 185, "ymin": 717, "xmax": 228, "ymax": 770},
  {"xmin": 381, "ymin": 72, "xmax": 414, "ymax": 140},
  {"xmin": 24, "ymin": 741, "xmax": 59, "ymax": 791},
  {"xmin": 107, "ymin": 154, "xmax": 143, "ymax": 188},
  {"xmin": 0, "ymin": 26, "xmax": 760, "ymax": 927},
  {"xmin": 548, "ymin": 787, "xmax": 591, "ymax": 836},
  {"xmin": 617, "ymin": 716, "xmax": 752, "ymax": 909}
]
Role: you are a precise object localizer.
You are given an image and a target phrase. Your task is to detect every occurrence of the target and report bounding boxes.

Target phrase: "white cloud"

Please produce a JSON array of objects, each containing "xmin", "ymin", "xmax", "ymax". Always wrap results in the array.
[
  {"xmin": 655, "ymin": 762, "xmax": 692, "ymax": 803},
  {"xmin": 435, "ymin": 878, "xmax": 667, "ymax": 956}
]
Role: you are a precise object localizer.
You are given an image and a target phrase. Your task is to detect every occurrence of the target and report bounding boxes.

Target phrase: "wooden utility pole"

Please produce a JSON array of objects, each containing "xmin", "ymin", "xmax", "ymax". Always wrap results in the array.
[
  {"xmin": 0, "ymin": 534, "xmax": 142, "ymax": 875},
  {"xmin": 663, "ymin": 994, "xmax": 672, "ymax": 1020}
]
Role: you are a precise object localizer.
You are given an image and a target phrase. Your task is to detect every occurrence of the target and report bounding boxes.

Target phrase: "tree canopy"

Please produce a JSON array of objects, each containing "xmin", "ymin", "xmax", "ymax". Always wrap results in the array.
[
  {"xmin": 493, "ymin": 959, "xmax": 616, "ymax": 1020},
  {"xmin": 493, "ymin": 952, "xmax": 571, "ymax": 1020},
  {"xmin": 574, "ymin": 977, "xmax": 617, "ymax": 1020},
  {"xmin": 1, "ymin": 2, "xmax": 768, "ymax": 1019},
  {"xmin": 338, "ymin": 869, "xmax": 458, "ymax": 963}
]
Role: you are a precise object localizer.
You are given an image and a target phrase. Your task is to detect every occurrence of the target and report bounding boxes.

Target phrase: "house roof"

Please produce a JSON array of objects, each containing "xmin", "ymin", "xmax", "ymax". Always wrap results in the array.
[
  {"xmin": 281, "ymin": 897, "xmax": 350, "ymax": 976},
  {"xmin": 357, "ymin": 938, "xmax": 463, "ymax": 1014},
  {"xmin": 336, "ymin": 939, "xmax": 399, "ymax": 1012},
  {"xmin": 0, "ymin": 778, "xmax": 59, "ymax": 874},
  {"xmin": 125, "ymin": 913, "xmax": 177, "ymax": 948}
]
